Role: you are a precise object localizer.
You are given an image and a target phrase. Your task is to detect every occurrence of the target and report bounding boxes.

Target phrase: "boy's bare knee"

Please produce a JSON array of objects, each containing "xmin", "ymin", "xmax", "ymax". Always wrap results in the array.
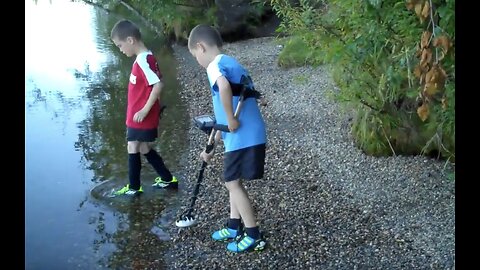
[
  {"xmin": 139, "ymin": 142, "xmax": 152, "ymax": 154},
  {"xmin": 127, "ymin": 141, "xmax": 140, "ymax": 153}
]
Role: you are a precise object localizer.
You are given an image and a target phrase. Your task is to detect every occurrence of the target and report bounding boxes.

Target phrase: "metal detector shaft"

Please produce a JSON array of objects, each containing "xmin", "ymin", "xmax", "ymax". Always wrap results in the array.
[{"xmin": 184, "ymin": 129, "xmax": 215, "ymax": 217}]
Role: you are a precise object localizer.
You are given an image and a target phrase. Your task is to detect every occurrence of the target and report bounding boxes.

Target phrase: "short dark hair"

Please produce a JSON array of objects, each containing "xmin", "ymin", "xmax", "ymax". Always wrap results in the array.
[
  {"xmin": 111, "ymin": 19, "xmax": 142, "ymax": 41},
  {"xmin": 188, "ymin": 24, "xmax": 223, "ymax": 49}
]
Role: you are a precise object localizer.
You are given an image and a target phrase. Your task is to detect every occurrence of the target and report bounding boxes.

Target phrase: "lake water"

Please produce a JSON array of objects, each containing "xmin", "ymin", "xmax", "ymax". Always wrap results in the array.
[{"xmin": 25, "ymin": 0, "xmax": 189, "ymax": 268}]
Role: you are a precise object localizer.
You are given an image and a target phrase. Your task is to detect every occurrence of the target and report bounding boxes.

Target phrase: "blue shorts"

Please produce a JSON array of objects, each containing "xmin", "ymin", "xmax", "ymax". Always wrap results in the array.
[
  {"xmin": 223, "ymin": 143, "xmax": 266, "ymax": 181},
  {"xmin": 126, "ymin": 127, "xmax": 157, "ymax": 142}
]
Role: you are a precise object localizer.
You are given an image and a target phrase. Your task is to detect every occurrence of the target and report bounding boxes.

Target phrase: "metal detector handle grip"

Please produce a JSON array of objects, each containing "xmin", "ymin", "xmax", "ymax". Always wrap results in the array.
[{"xmin": 213, "ymin": 124, "xmax": 229, "ymax": 132}]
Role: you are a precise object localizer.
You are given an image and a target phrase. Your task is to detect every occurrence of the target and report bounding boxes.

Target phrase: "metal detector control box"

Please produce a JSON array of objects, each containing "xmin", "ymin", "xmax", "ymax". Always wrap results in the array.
[
  {"xmin": 194, "ymin": 115, "xmax": 216, "ymax": 134},
  {"xmin": 193, "ymin": 114, "xmax": 230, "ymax": 134}
]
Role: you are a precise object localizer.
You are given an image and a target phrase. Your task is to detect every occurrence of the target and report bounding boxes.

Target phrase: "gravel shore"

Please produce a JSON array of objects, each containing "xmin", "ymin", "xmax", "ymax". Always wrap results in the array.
[{"xmin": 163, "ymin": 37, "xmax": 455, "ymax": 270}]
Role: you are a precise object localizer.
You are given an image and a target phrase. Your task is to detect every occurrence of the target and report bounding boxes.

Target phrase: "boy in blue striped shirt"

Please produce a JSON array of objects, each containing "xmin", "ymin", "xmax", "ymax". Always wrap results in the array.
[{"xmin": 188, "ymin": 24, "xmax": 267, "ymax": 253}]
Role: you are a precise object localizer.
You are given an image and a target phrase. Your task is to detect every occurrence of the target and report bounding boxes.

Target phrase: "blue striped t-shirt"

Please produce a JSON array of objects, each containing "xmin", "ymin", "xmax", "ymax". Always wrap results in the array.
[{"xmin": 206, "ymin": 54, "xmax": 266, "ymax": 152}]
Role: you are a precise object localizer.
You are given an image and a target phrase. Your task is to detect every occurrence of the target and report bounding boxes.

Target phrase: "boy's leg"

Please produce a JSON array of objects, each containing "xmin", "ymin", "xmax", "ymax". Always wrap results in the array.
[
  {"xmin": 222, "ymin": 144, "xmax": 267, "ymax": 252},
  {"xmin": 140, "ymin": 142, "xmax": 176, "ymax": 187},
  {"xmin": 223, "ymin": 144, "xmax": 266, "ymax": 238},
  {"xmin": 224, "ymin": 179, "xmax": 266, "ymax": 252},
  {"xmin": 128, "ymin": 141, "xmax": 142, "ymax": 190},
  {"xmin": 228, "ymin": 198, "xmax": 241, "ymax": 229},
  {"xmin": 225, "ymin": 179, "xmax": 260, "ymax": 239},
  {"xmin": 211, "ymin": 191, "xmax": 242, "ymax": 241}
]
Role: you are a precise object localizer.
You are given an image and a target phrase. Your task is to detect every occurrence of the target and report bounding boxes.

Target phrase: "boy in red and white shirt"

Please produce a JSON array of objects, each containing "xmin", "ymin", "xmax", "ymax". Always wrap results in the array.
[{"xmin": 110, "ymin": 19, "xmax": 177, "ymax": 196}]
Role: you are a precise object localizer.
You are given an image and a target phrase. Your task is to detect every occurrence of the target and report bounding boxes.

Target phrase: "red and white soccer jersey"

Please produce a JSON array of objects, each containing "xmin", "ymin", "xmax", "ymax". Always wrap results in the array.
[{"xmin": 126, "ymin": 51, "xmax": 162, "ymax": 129}]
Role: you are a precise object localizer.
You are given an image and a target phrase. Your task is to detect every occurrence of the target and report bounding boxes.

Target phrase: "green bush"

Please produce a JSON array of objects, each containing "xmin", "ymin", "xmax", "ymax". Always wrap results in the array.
[
  {"xmin": 126, "ymin": 0, "xmax": 216, "ymax": 42},
  {"xmin": 87, "ymin": 0, "xmax": 217, "ymax": 42},
  {"xmin": 271, "ymin": 0, "xmax": 455, "ymax": 162}
]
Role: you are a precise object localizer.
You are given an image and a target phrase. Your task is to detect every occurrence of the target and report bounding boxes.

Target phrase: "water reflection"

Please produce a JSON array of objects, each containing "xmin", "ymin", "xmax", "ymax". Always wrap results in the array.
[
  {"xmin": 106, "ymin": 198, "xmax": 168, "ymax": 269},
  {"xmin": 86, "ymin": 196, "xmax": 171, "ymax": 269},
  {"xmin": 74, "ymin": 62, "xmax": 128, "ymax": 181}
]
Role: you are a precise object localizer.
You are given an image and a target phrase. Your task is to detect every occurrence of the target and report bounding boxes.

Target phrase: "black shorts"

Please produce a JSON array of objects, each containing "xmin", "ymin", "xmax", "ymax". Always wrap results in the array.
[
  {"xmin": 224, "ymin": 143, "xmax": 266, "ymax": 181},
  {"xmin": 126, "ymin": 127, "xmax": 158, "ymax": 142}
]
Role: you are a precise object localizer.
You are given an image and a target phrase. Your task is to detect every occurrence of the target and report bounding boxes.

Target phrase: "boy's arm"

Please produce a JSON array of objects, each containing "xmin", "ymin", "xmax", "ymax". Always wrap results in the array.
[
  {"xmin": 133, "ymin": 81, "xmax": 163, "ymax": 122},
  {"xmin": 217, "ymin": 76, "xmax": 239, "ymax": 132},
  {"xmin": 201, "ymin": 130, "xmax": 222, "ymax": 162}
]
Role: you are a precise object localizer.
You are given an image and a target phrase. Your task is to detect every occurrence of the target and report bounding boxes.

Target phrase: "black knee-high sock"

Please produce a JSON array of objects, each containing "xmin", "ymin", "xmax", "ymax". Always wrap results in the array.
[
  {"xmin": 144, "ymin": 149, "xmax": 172, "ymax": 181},
  {"xmin": 128, "ymin": 153, "xmax": 141, "ymax": 190}
]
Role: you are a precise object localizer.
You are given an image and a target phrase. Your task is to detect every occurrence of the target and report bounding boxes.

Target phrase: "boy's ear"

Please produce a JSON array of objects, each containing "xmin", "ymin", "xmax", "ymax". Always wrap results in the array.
[
  {"xmin": 197, "ymin": 42, "xmax": 206, "ymax": 53},
  {"xmin": 126, "ymin": 36, "xmax": 135, "ymax": 44}
]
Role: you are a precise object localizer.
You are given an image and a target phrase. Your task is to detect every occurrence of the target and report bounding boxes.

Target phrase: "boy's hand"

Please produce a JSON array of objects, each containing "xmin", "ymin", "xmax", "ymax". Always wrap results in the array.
[
  {"xmin": 200, "ymin": 149, "xmax": 214, "ymax": 163},
  {"xmin": 227, "ymin": 117, "xmax": 240, "ymax": 132},
  {"xmin": 133, "ymin": 109, "xmax": 148, "ymax": 122}
]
